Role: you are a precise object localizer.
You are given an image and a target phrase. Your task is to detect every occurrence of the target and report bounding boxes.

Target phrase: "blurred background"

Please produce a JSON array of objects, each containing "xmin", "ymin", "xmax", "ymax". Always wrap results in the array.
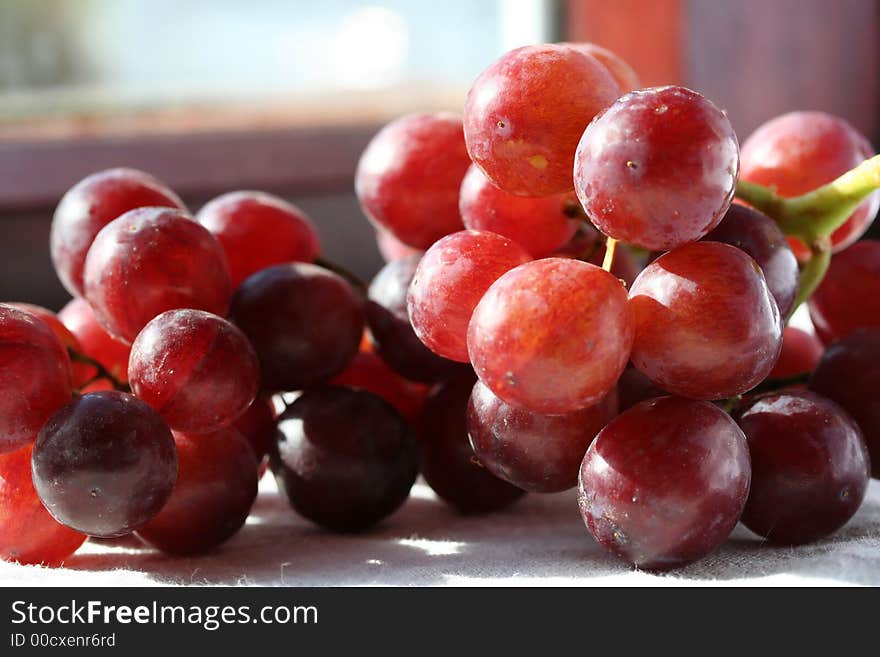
[{"xmin": 1, "ymin": 0, "xmax": 877, "ymax": 308}]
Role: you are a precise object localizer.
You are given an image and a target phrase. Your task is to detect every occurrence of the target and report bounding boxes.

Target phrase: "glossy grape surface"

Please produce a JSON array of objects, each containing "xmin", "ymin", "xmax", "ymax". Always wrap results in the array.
[
  {"xmin": 196, "ymin": 191, "xmax": 320, "ymax": 289},
  {"xmin": 419, "ymin": 374, "xmax": 524, "ymax": 514},
  {"xmin": 741, "ymin": 111, "xmax": 878, "ymax": 257},
  {"xmin": 467, "ymin": 380, "xmax": 616, "ymax": 493},
  {"xmin": 356, "ymin": 113, "xmax": 470, "ymax": 249},
  {"xmin": 468, "ymin": 258, "xmax": 632, "ymax": 414},
  {"xmin": 32, "ymin": 391, "xmax": 177, "ymax": 537},
  {"xmin": 768, "ymin": 327, "xmax": 824, "ymax": 379},
  {"xmin": 83, "ymin": 207, "xmax": 232, "ymax": 343},
  {"xmin": 58, "ymin": 297, "xmax": 131, "ymax": 385},
  {"xmin": 366, "ymin": 255, "xmax": 465, "ymax": 382},
  {"xmin": 0, "ymin": 445, "xmax": 86, "ymax": 565},
  {"xmin": 137, "ymin": 427, "xmax": 258, "ymax": 555},
  {"xmin": 230, "ymin": 263, "xmax": 363, "ymax": 392},
  {"xmin": 737, "ymin": 390, "xmax": 869, "ymax": 544},
  {"xmin": 50, "ymin": 167, "xmax": 185, "ymax": 296},
  {"xmin": 464, "ymin": 44, "xmax": 620, "ymax": 196},
  {"xmin": 271, "ymin": 387, "xmax": 418, "ymax": 532},
  {"xmin": 0, "ymin": 304, "xmax": 72, "ymax": 453},
  {"xmin": 332, "ymin": 350, "xmax": 428, "ymax": 426},
  {"xmin": 565, "ymin": 42, "xmax": 640, "ymax": 92},
  {"xmin": 129, "ymin": 309, "xmax": 260, "ymax": 433},
  {"xmin": 459, "ymin": 165, "xmax": 577, "ymax": 258},
  {"xmin": 810, "ymin": 329, "xmax": 880, "ymax": 477},
  {"xmin": 9, "ymin": 302, "xmax": 90, "ymax": 388},
  {"xmin": 703, "ymin": 204, "xmax": 799, "ymax": 318},
  {"xmin": 574, "ymin": 86, "xmax": 739, "ymax": 250},
  {"xmin": 808, "ymin": 240, "xmax": 880, "ymax": 344},
  {"xmin": 408, "ymin": 230, "xmax": 531, "ymax": 363},
  {"xmin": 578, "ymin": 396, "xmax": 751, "ymax": 570},
  {"xmin": 629, "ymin": 241, "xmax": 782, "ymax": 399}
]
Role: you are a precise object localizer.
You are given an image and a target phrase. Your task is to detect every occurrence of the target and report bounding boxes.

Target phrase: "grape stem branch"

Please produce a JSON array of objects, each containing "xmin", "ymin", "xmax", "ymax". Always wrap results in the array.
[
  {"xmin": 602, "ymin": 237, "xmax": 618, "ymax": 273},
  {"xmin": 68, "ymin": 349, "xmax": 129, "ymax": 392},
  {"xmin": 735, "ymin": 154, "xmax": 880, "ymax": 246},
  {"xmin": 734, "ymin": 153, "xmax": 880, "ymax": 316}
]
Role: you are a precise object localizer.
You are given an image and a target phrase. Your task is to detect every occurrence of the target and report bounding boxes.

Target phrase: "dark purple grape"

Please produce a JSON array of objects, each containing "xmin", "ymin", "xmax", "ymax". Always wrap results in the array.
[
  {"xmin": 271, "ymin": 387, "xmax": 418, "ymax": 532},
  {"xmin": 32, "ymin": 391, "xmax": 177, "ymax": 537},
  {"xmin": 703, "ymin": 204, "xmax": 799, "ymax": 318},
  {"xmin": 466, "ymin": 380, "xmax": 616, "ymax": 493},
  {"xmin": 229, "ymin": 263, "xmax": 364, "ymax": 393},
  {"xmin": 578, "ymin": 396, "xmax": 750, "ymax": 570},
  {"xmin": 810, "ymin": 328, "xmax": 880, "ymax": 477},
  {"xmin": 737, "ymin": 390, "xmax": 870, "ymax": 544},
  {"xmin": 419, "ymin": 374, "xmax": 525, "ymax": 514},
  {"xmin": 366, "ymin": 256, "xmax": 467, "ymax": 383}
]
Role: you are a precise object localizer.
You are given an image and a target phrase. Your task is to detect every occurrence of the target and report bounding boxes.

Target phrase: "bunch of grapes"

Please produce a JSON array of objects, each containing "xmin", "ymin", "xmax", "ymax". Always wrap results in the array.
[
  {"xmin": 1, "ymin": 169, "xmax": 423, "ymax": 564},
  {"xmin": 358, "ymin": 42, "xmax": 880, "ymax": 571},
  {"xmin": 2, "ymin": 41, "xmax": 879, "ymax": 575}
]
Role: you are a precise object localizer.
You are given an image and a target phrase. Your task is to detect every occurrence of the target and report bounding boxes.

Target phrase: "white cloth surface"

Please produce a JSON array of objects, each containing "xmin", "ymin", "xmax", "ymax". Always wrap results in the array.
[{"xmin": 2, "ymin": 476, "xmax": 879, "ymax": 587}]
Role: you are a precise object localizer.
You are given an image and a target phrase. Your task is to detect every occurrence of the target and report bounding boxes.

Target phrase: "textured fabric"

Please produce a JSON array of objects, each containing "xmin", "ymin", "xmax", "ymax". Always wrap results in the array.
[{"xmin": 2, "ymin": 477, "xmax": 878, "ymax": 587}]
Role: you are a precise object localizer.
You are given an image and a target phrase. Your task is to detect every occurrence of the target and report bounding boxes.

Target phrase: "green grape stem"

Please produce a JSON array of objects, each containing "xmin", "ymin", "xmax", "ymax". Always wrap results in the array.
[
  {"xmin": 734, "ymin": 153, "xmax": 880, "ymax": 315},
  {"xmin": 735, "ymin": 154, "xmax": 880, "ymax": 247}
]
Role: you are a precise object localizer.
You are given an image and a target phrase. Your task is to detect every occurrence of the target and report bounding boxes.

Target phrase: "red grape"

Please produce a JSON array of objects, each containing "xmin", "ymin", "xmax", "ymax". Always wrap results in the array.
[
  {"xmin": 58, "ymin": 297, "xmax": 131, "ymax": 384},
  {"xmin": 50, "ymin": 167, "xmax": 185, "ymax": 297},
  {"xmin": 741, "ymin": 111, "xmax": 878, "ymax": 258},
  {"xmin": 366, "ymin": 255, "xmax": 466, "ymax": 382},
  {"xmin": 356, "ymin": 113, "xmax": 470, "ymax": 249},
  {"xmin": 459, "ymin": 164, "xmax": 577, "ymax": 258},
  {"xmin": 810, "ymin": 328, "xmax": 880, "ymax": 477},
  {"xmin": 468, "ymin": 258, "xmax": 632, "ymax": 414},
  {"xmin": 128, "ymin": 309, "xmax": 260, "ymax": 433},
  {"xmin": 768, "ymin": 326, "xmax": 824, "ymax": 379},
  {"xmin": 83, "ymin": 207, "xmax": 232, "ymax": 343},
  {"xmin": 136, "ymin": 427, "xmax": 258, "ymax": 555},
  {"xmin": 737, "ymin": 390, "xmax": 869, "ymax": 545},
  {"xmin": 8, "ymin": 302, "xmax": 90, "ymax": 388},
  {"xmin": 578, "ymin": 396, "xmax": 751, "ymax": 570},
  {"xmin": 467, "ymin": 380, "xmax": 617, "ymax": 493},
  {"xmin": 407, "ymin": 230, "xmax": 531, "ymax": 363},
  {"xmin": 233, "ymin": 398, "xmax": 277, "ymax": 465},
  {"xmin": 574, "ymin": 86, "xmax": 739, "ymax": 251},
  {"xmin": 331, "ymin": 350, "xmax": 428, "ymax": 426},
  {"xmin": 464, "ymin": 44, "xmax": 620, "ymax": 197},
  {"xmin": 0, "ymin": 445, "xmax": 86, "ymax": 565},
  {"xmin": 271, "ymin": 387, "xmax": 418, "ymax": 532},
  {"xmin": 808, "ymin": 240, "xmax": 880, "ymax": 344},
  {"xmin": 196, "ymin": 191, "xmax": 320, "ymax": 289},
  {"xmin": 0, "ymin": 304, "xmax": 72, "ymax": 454},
  {"xmin": 32, "ymin": 391, "xmax": 177, "ymax": 537},
  {"xmin": 703, "ymin": 204, "xmax": 799, "ymax": 318},
  {"xmin": 375, "ymin": 228, "xmax": 423, "ymax": 263},
  {"xmin": 229, "ymin": 263, "xmax": 363, "ymax": 392},
  {"xmin": 418, "ymin": 373, "xmax": 525, "ymax": 514},
  {"xmin": 565, "ymin": 42, "xmax": 640, "ymax": 92},
  {"xmin": 629, "ymin": 241, "xmax": 782, "ymax": 399}
]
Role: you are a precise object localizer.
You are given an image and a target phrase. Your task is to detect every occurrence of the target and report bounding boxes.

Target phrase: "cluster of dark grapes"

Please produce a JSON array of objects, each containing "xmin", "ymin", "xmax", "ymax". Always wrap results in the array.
[{"xmin": 1, "ymin": 42, "xmax": 878, "ymax": 574}]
